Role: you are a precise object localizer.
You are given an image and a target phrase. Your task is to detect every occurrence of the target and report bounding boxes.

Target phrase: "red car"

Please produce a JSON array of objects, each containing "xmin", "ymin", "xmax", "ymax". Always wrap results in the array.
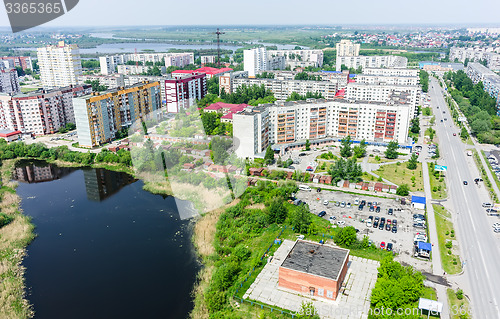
[
  {"xmin": 453, "ymin": 133, "xmax": 457, "ymax": 136},
  {"xmin": 380, "ymin": 242, "xmax": 386, "ymax": 250}
]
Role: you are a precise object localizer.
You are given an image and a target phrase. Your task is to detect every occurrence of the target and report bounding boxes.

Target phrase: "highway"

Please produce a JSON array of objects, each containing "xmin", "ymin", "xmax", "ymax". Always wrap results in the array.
[{"xmin": 428, "ymin": 76, "xmax": 500, "ymax": 319}]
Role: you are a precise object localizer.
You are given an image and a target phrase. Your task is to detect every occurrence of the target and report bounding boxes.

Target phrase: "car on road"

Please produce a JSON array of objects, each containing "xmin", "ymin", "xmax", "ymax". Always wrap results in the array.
[
  {"xmin": 299, "ymin": 153, "xmax": 307, "ymax": 157},
  {"xmin": 386, "ymin": 243, "xmax": 393, "ymax": 251},
  {"xmin": 443, "ymin": 111, "xmax": 445, "ymax": 113},
  {"xmin": 318, "ymin": 211, "xmax": 326, "ymax": 217},
  {"xmin": 482, "ymin": 203, "xmax": 493, "ymax": 208},
  {"xmin": 317, "ymin": 188, "xmax": 322, "ymax": 193},
  {"xmin": 453, "ymin": 133, "xmax": 457, "ymax": 136},
  {"xmin": 444, "ymin": 118, "xmax": 447, "ymax": 121},
  {"xmin": 323, "ymin": 200, "xmax": 329, "ymax": 205},
  {"xmin": 388, "ymin": 208, "xmax": 393, "ymax": 215},
  {"xmin": 380, "ymin": 242, "xmax": 386, "ymax": 250},
  {"xmin": 463, "ymin": 181, "xmax": 468, "ymax": 185}
]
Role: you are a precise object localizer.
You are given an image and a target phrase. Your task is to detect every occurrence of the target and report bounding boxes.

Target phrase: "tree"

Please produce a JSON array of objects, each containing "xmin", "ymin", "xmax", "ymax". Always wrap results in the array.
[
  {"xmin": 385, "ymin": 140, "xmax": 399, "ymax": 159},
  {"xmin": 335, "ymin": 226, "xmax": 357, "ymax": 247},
  {"xmin": 353, "ymin": 139, "xmax": 366, "ymax": 158},
  {"xmin": 340, "ymin": 135, "xmax": 352, "ymax": 158},
  {"xmin": 266, "ymin": 199, "xmax": 288, "ymax": 224},
  {"xmin": 296, "ymin": 301, "xmax": 320, "ymax": 319},
  {"xmin": 396, "ymin": 184, "xmax": 410, "ymax": 196},
  {"xmin": 329, "ymin": 157, "xmax": 363, "ymax": 183},
  {"xmin": 207, "ymin": 76, "xmax": 219, "ymax": 95},
  {"xmin": 305, "ymin": 139, "xmax": 311, "ymax": 151},
  {"xmin": 264, "ymin": 145, "xmax": 275, "ymax": 165},
  {"xmin": 84, "ymin": 80, "xmax": 108, "ymax": 92},
  {"xmin": 289, "ymin": 205, "xmax": 311, "ymax": 233},
  {"xmin": 407, "ymin": 153, "xmax": 418, "ymax": 170}
]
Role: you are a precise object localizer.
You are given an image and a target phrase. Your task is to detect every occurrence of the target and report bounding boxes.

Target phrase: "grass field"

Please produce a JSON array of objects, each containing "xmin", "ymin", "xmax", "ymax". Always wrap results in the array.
[
  {"xmin": 20, "ymin": 87, "xmax": 39, "ymax": 93},
  {"xmin": 428, "ymin": 163, "xmax": 447, "ymax": 199},
  {"xmin": 373, "ymin": 162, "xmax": 424, "ymax": 192},
  {"xmin": 433, "ymin": 204, "xmax": 462, "ymax": 275},
  {"xmin": 447, "ymin": 288, "xmax": 471, "ymax": 319}
]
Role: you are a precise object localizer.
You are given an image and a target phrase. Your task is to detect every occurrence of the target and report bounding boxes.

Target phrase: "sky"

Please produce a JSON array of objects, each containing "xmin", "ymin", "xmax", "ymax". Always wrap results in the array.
[{"xmin": 0, "ymin": 0, "xmax": 499, "ymax": 28}]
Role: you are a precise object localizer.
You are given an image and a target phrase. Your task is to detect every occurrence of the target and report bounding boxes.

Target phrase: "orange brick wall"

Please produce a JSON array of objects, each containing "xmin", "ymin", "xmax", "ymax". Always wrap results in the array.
[{"xmin": 278, "ymin": 255, "xmax": 349, "ymax": 301}]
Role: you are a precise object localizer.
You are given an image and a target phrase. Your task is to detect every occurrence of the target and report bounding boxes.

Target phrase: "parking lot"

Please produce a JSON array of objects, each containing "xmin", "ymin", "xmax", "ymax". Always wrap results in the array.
[{"xmin": 295, "ymin": 189, "xmax": 429, "ymax": 260}]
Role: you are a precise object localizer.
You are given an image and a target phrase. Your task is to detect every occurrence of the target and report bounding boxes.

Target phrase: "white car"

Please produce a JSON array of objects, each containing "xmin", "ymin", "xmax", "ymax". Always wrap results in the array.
[
  {"xmin": 483, "ymin": 203, "xmax": 493, "ymax": 208},
  {"xmin": 340, "ymin": 201, "xmax": 346, "ymax": 208},
  {"xmin": 414, "ymin": 234, "xmax": 428, "ymax": 242},
  {"xmin": 366, "ymin": 220, "xmax": 372, "ymax": 227},
  {"xmin": 337, "ymin": 221, "xmax": 345, "ymax": 226},
  {"xmin": 494, "ymin": 227, "xmax": 500, "ymax": 233},
  {"xmin": 323, "ymin": 200, "xmax": 329, "ymax": 206},
  {"xmin": 354, "ymin": 199, "xmax": 360, "ymax": 205},
  {"xmin": 492, "ymin": 223, "xmax": 500, "ymax": 229},
  {"xmin": 346, "ymin": 203, "xmax": 351, "ymax": 208}
]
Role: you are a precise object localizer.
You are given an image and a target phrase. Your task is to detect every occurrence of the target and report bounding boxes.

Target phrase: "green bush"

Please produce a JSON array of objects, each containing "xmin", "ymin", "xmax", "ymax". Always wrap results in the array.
[
  {"xmin": 0, "ymin": 213, "xmax": 14, "ymax": 228},
  {"xmin": 456, "ymin": 289, "xmax": 464, "ymax": 300}
]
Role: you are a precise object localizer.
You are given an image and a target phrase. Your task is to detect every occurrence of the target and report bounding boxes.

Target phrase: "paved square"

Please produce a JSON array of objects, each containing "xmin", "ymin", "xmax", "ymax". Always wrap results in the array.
[{"xmin": 243, "ymin": 240, "xmax": 380, "ymax": 319}]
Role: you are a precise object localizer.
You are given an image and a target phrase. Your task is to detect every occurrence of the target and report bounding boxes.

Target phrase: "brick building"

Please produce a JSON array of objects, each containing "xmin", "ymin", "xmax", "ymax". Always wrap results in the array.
[{"xmin": 279, "ymin": 240, "xmax": 349, "ymax": 300}]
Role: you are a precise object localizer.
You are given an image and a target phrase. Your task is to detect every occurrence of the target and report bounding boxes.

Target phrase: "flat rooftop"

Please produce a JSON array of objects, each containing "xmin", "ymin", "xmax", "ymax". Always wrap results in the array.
[{"xmin": 281, "ymin": 240, "xmax": 349, "ymax": 281}]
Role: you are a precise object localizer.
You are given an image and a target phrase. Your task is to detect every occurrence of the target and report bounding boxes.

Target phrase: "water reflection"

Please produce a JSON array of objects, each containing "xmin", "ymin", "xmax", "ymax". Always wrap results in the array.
[
  {"xmin": 13, "ymin": 162, "xmax": 72, "ymax": 183},
  {"xmin": 83, "ymin": 168, "xmax": 137, "ymax": 202}
]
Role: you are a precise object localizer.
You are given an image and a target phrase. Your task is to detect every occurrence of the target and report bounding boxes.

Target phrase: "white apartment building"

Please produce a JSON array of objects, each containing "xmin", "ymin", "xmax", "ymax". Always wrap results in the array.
[
  {"xmin": 336, "ymin": 56, "xmax": 408, "ymax": 71},
  {"xmin": 449, "ymin": 47, "xmax": 500, "ymax": 71},
  {"xmin": 116, "ymin": 65, "xmax": 152, "ymax": 75},
  {"xmin": 164, "ymin": 53, "xmax": 194, "ymax": 68},
  {"xmin": 99, "ymin": 55, "xmax": 129, "ymax": 75},
  {"xmin": 466, "ymin": 62, "xmax": 498, "ymax": 84},
  {"xmin": 363, "ymin": 68, "xmax": 419, "ymax": 77},
  {"xmin": 244, "ymin": 47, "xmax": 268, "ymax": 77},
  {"xmin": 336, "ymin": 40, "xmax": 360, "ymax": 57},
  {"xmin": 232, "ymin": 78, "xmax": 338, "ymax": 101},
  {"xmin": 355, "ymin": 74, "xmax": 419, "ymax": 86},
  {"xmin": 37, "ymin": 41, "xmax": 82, "ymax": 89},
  {"xmin": 233, "ymin": 97, "xmax": 412, "ymax": 158},
  {"xmin": 346, "ymin": 82, "xmax": 420, "ymax": 116},
  {"xmin": 201, "ymin": 56, "xmax": 216, "ymax": 64},
  {"xmin": 268, "ymin": 70, "xmax": 350, "ymax": 88},
  {"xmin": 0, "ymin": 68, "xmax": 20, "ymax": 94},
  {"xmin": 78, "ymin": 74, "xmax": 125, "ymax": 89},
  {"xmin": 0, "ymin": 85, "xmax": 91, "ymax": 136},
  {"xmin": 267, "ymin": 49, "xmax": 324, "ymax": 68},
  {"xmin": 233, "ymin": 106, "xmax": 269, "ymax": 159},
  {"xmin": 219, "ymin": 71, "xmax": 248, "ymax": 94}
]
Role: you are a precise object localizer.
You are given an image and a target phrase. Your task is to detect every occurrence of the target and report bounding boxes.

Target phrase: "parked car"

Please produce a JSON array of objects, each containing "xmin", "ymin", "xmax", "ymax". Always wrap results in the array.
[
  {"xmin": 318, "ymin": 211, "xmax": 326, "ymax": 217},
  {"xmin": 385, "ymin": 223, "xmax": 391, "ymax": 231},
  {"xmin": 358, "ymin": 205, "xmax": 364, "ymax": 211},
  {"xmin": 379, "ymin": 222, "xmax": 385, "ymax": 230},
  {"xmin": 299, "ymin": 153, "xmax": 307, "ymax": 157},
  {"xmin": 354, "ymin": 199, "xmax": 360, "ymax": 205},
  {"xmin": 453, "ymin": 133, "xmax": 457, "ymax": 136},
  {"xmin": 374, "ymin": 216, "xmax": 380, "ymax": 222},
  {"xmin": 482, "ymin": 203, "xmax": 493, "ymax": 208},
  {"xmin": 369, "ymin": 206, "xmax": 374, "ymax": 212},
  {"xmin": 463, "ymin": 181, "xmax": 468, "ymax": 185},
  {"xmin": 346, "ymin": 203, "xmax": 351, "ymax": 208},
  {"xmin": 361, "ymin": 200, "xmax": 366, "ymax": 206},
  {"xmin": 392, "ymin": 226, "xmax": 397, "ymax": 233},
  {"xmin": 376, "ymin": 206, "xmax": 381, "ymax": 213},
  {"xmin": 386, "ymin": 243, "xmax": 393, "ymax": 251},
  {"xmin": 323, "ymin": 200, "xmax": 329, "ymax": 206},
  {"xmin": 335, "ymin": 201, "xmax": 340, "ymax": 207},
  {"xmin": 380, "ymin": 217, "xmax": 386, "ymax": 223},
  {"xmin": 317, "ymin": 187, "xmax": 322, "ymax": 193},
  {"xmin": 340, "ymin": 201, "xmax": 346, "ymax": 208},
  {"xmin": 380, "ymin": 242, "xmax": 386, "ymax": 249},
  {"xmin": 366, "ymin": 220, "xmax": 372, "ymax": 227},
  {"xmin": 373, "ymin": 221, "xmax": 379, "ymax": 228},
  {"xmin": 414, "ymin": 223, "xmax": 426, "ymax": 229},
  {"xmin": 392, "ymin": 220, "xmax": 397, "ymax": 226},
  {"xmin": 388, "ymin": 208, "xmax": 393, "ymax": 215}
]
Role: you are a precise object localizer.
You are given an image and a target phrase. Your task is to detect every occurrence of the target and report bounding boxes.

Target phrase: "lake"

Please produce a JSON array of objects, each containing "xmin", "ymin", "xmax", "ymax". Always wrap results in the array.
[{"xmin": 15, "ymin": 161, "xmax": 200, "ymax": 319}]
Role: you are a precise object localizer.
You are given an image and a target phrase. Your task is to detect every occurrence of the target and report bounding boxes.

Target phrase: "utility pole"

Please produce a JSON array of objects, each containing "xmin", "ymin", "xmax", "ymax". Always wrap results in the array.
[{"xmin": 214, "ymin": 28, "xmax": 225, "ymax": 67}]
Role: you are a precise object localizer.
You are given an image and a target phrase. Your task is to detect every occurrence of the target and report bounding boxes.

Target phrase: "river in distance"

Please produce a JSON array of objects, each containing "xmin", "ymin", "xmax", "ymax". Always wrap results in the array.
[{"xmin": 14, "ymin": 160, "xmax": 200, "ymax": 319}]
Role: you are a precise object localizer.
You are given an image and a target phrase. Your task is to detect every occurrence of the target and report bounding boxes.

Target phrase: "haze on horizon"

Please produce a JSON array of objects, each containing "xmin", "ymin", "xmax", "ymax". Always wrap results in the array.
[{"xmin": 0, "ymin": 0, "xmax": 499, "ymax": 29}]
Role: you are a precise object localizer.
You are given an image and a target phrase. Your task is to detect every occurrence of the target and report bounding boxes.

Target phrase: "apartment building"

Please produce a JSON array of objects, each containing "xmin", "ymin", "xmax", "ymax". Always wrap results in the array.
[
  {"xmin": 201, "ymin": 56, "xmax": 216, "ymax": 64},
  {"xmin": 232, "ymin": 78, "xmax": 338, "ymax": 101},
  {"xmin": 164, "ymin": 73, "xmax": 207, "ymax": 113},
  {"xmin": 267, "ymin": 70, "xmax": 350, "ymax": 88},
  {"xmin": 0, "ymin": 56, "xmax": 33, "ymax": 70},
  {"xmin": 233, "ymin": 96, "xmax": 412, "ymax": 158},
  {"xmin": 363, "ymin": 68, "xmax": 419, "ymax": 77},
  {"xmin": 336, "ymin": 55, "xmax": 408, "ymax": 71},
  {"xmin": 466, "ymin": 62, "xmax": 500, "ymax": 111},
  {"xmin": 73, "ymin": 82, "xmax": 161, "ymax": 148},
  {"xmin": 336, "ymin": 40, "xmax": 360, "ymax": 57},
  {"xmin": 78, "ymin": 74, "xmax": 126, "ymax": 89},
  {"xmin": 99, "ymin": 55, "xmax": 129, "ymax": 75},
  {"xmin": 218, "ymin": 71, "xmax": 248, "ymax": 94},
  {"xmin": 450, "ymin": 47, "xmax": 500, "ymax": 71},
  {"xmin": 267, "ymin": 49, "xmax": 324, "ymax": 68},
  {"xmin": 355, "ymin": 74, "xmax": 419, "ymax": 86},
  {"xmin": 37, "ymin": 41, "xmax": 82, "ymax": 89},
  {"xmin": 233, "ymin": 106, "xmax": 269, "ymax": 159},
  {"xmin": 0, "ymin": 85, "xmax": 91, "ymax": 136},
  {"xmin": 244, "ymin": 47, "xmax": 269, "ymax": 77},
  {"xmin": 0, "ymin": 68, "xmax": 20, "ymax": 94},
  {"xmin": 116, "ymin": 64, "xmax": 153, "ymax": 75}
]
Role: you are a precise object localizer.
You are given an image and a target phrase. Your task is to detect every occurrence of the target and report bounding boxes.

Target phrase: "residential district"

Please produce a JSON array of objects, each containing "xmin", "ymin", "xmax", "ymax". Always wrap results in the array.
[{"xmin": 1, "ymin": 26, "xmax": 500, "ymax": 319}]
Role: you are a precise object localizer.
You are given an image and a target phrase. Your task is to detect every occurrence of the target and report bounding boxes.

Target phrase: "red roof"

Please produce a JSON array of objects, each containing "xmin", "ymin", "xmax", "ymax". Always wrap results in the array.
[
  {"xmin": 196, "ymin": 67, "xmax": 233, "ymax": 75},
  {"xmin": 221, "ymin": 113, "xmax": 233, "ymax": 120},
  {"xmin": 172, "ymin": 70, "xmax": 196, "ymax": 74},
  {"xmin": 335, "ymin": 89, "xmax": 345, "ymax": 97},
  {"xmin": 205, "ymin": 102, "xmax": 249, "ymax": 112},
  {"xmin": 0, "ymin": 130, "xmax": 21, "ymax": 137}
]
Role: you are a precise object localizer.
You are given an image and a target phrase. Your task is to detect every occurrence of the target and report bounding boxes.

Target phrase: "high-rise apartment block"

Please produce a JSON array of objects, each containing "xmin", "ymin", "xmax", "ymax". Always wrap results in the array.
[
  {"xmin": 0, "ymin": 68, "xmax": 20, "ymax": 94},
  {"xmin": 218, "ymin": 71, "xmax": 249, "ymax": 94},
  {"xmin": 0, "ymin": 56, "xmax": 33, "ymax": 70},
  {"xmin": 450, "ymin": 47, "xmax": 500, "ymax": 71},
  {"xmin": 244, "ymin": 47, "xmax": 269, "ymax": 77},
  {"xmin": 267, "ymin": 49, "xmax": 324, "ymax": 68},
  {"xmin": 336, "ymin": 40, "xmax": 360, "ymax": 57},
  {"xmin": 336, "ymin": 55, "xmax": 408, "ymax": 72},
  {"xmin": 99, "ymin": 55, "xmax": 129, "ymax": 75},
  {"xmin": 99, "ymin": 53, "xmax": 194, "ymax": 75},
  {"xmin": 233, "ymin": 106, "xmax": 270, "ymax": 159},
  {"xmin": 164, "ymin": 73, "xmax": 207, "ymax": 113},
  {"xmin": 0, "ymin": 85, "xmax": 91, "ymax": 136},
  {"xmin": 466, "ymin": 63, "xmax": 500, "ymax": 111},
  {"xmin": 73, "ymin": 82, "xmax": 161, "ymax": 148},
  {"xmin": 362, "ymin": 68, "xmax": 419, "ymax": 77},
  {"xmin": 37, "ymin": 41, "xmax": 82, "ymax": 89}
]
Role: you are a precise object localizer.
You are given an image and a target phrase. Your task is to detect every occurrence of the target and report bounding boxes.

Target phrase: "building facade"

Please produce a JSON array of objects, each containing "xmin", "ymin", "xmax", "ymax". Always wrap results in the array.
[
  {"xmin": 0, "ymin": 56, "xmax": 33, "ymax": 70},
  {"xmin": 78, "ymin": 74, "xmax": 126, "ymax": 90},
  {"xmin": 0, "ymin": 85, "xmax": 91, "ymax": 136},
  {"xmin": 267, "ymin": 49, "xmax": 324, "ymax": 69},
  {"xmin": 200, "ymin": 55, "xmax": 216, "ymax": 65},
  {"xmin": 336, "ymin": 39, "xmax": 360, "ymax": 57},
  {"xmin": 218, "ymin": 71, "xmax": 248, "ymax": 94},
  {"xmin": 0, "ymin": 68, "xmax": 20, "ymax": 94},
  {"xmin": 355, "ymin": 73, "xmax": 420, "ymax": 86},
  {"xmin": 244, "ymin": 47, "xmax": 268, "ymax": 77},
  {"xmin": 363, "ymin": 67, "xmax": 419, "ymax": 77},
  {"xmin": 73, "ymin": 82, "xmax": 161, "ymax": 148},
  {"xmin": 232, "ymin": 77, "xmax": 339, "ymax": 101},
  {"xmin": 164, "ymin": 73, "xmax": 207, "ymax": 113},
  {"xmin": 466, "ymin": 63, "xmax": 500, "ymax": 111},
  {"xmin": 233, "ymin": 106, "xmax": 269, "ymax": 159},
  {"xmin": 37, "ymin": 41, "xmax": 82, "ymax": 89},
  {"xmin": 450, "ymin": 47, "xmax": 500, "ymax": 71},
  {"xmin": 99, "ymin": 55, "xmax": 129, "ymax": 75},
  {"xmin": 336, "ymin": 55, "xmax": 408, "ymax": 71}
]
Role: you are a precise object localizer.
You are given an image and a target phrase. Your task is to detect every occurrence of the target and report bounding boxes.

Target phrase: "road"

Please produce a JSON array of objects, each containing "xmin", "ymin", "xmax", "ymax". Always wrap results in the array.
[{"xmin": 429, "ymin": 76, "xmax": 500, "ymax": 319}]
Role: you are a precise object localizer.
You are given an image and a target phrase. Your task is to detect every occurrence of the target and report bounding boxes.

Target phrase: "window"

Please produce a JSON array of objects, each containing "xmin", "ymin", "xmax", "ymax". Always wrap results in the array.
[
  {"xmin": 327, "ymin": 290, "xmax": 334, "ymax": 299},
  {"xmin": 318, "ymin": 288, "xmax": 324, "ymax": 296}
]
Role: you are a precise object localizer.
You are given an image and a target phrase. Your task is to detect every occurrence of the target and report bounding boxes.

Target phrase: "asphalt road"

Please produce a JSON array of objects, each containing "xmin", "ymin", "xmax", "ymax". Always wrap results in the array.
[{"xmin": 429, "ymin": 77, "xmax": 500, "ymax": 319}]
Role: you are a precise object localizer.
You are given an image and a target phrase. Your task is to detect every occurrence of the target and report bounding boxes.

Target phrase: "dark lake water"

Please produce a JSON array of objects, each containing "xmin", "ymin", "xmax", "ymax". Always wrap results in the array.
[{"xmin": 14, "ymin": 161, "xmax": 200, "ymax": 319}]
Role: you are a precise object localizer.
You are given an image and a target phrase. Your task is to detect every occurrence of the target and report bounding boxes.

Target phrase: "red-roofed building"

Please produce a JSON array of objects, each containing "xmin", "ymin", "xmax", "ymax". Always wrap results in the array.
[
  {"xmin": 335, "ymin": 89, "xmax": 345, "ymax": 97},
  {"xmin": 204, "ymin": 102, "xmax": 250, "ymax": 123},
  {"xmin": 0, "ymin": 130, "xmax": 21, "ymax": 142}
]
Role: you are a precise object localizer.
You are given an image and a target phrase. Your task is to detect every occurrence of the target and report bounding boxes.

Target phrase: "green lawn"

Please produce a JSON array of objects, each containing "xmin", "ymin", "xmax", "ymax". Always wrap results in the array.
[
  {"xmin": 481, "ymin": 150, "xmax": 500, "ymax": 197},
  {"xmin": 433, "ymin": 204, "xmax": 462, "ymax": 275},
  {"xmin": 373, "ymin": 162, "xmax": 424, "ymax": 192},
  {"xmin": 20, "ymin": 87, "xmax": 39, "ymax": 93},
  {"xmin": 447, "ymin": 288, "xmax": 471, "ymax": 319},
  {"xmin": 472, "ymin": 149, "xmax": 499, "ymax": 203},
  {"xmin": 428, "ymin": 163, "xmax": 447, "ymax": 199}
]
